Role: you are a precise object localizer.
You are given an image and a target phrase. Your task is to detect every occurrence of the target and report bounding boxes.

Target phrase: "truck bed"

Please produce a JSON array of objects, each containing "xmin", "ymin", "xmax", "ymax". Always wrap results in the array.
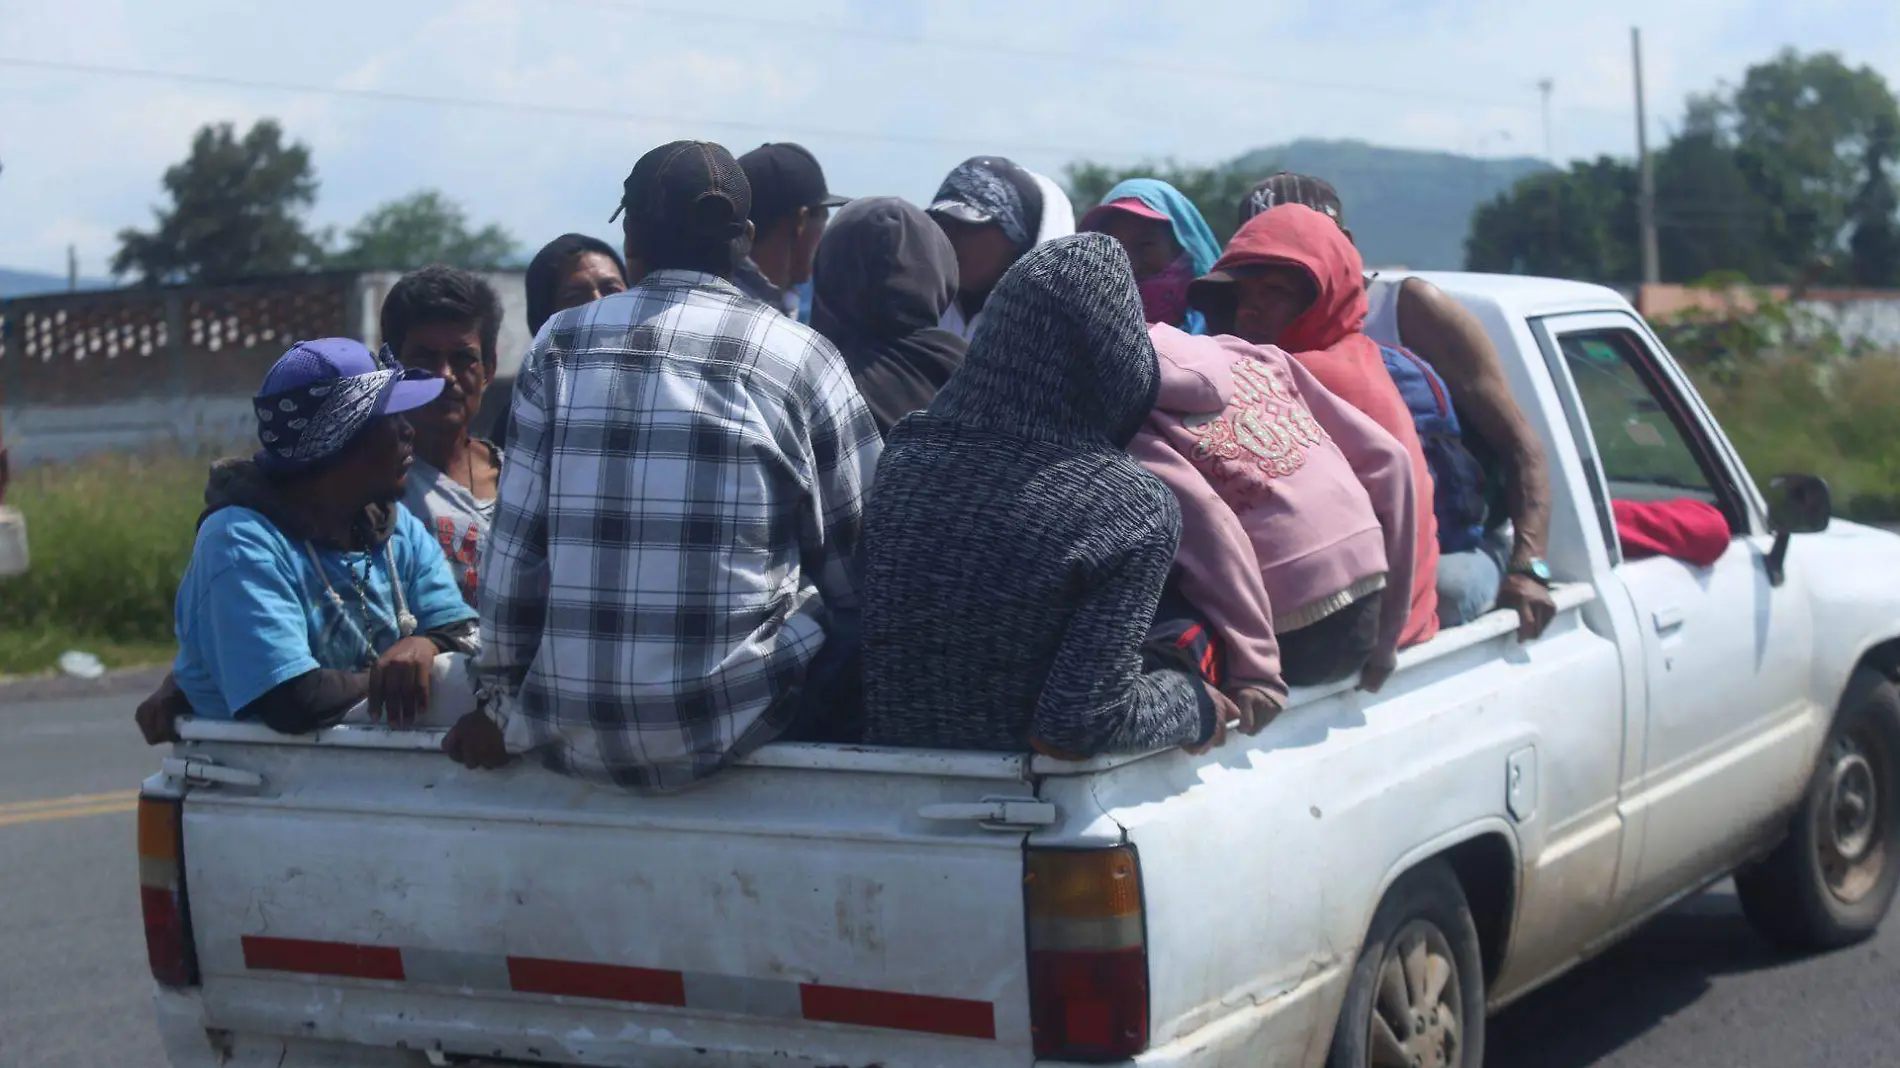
[
  {"xmin": 160, "ymin": 588, "xmax": 1598, "ymax": 1068},
  {"xmin": 164, "ymin": 735, "xmax": 1046, "ymax": 1067}
]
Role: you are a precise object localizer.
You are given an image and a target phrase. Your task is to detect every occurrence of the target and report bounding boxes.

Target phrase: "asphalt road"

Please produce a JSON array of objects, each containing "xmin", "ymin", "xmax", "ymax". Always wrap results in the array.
[
  {"xmin": 0, "ymin": 686, "xmax": 167, "ymax": 1068},
  {"xmin": 0, "ymin": 687, "xmax": 1894, "ymax": 1068}
]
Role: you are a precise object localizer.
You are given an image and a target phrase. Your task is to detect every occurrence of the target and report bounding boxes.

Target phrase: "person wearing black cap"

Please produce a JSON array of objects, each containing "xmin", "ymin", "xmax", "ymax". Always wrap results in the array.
[
  {"xmin": 1237, "ymin": 172, "xmax": 1557, "ymax": 641},
  {"xmin": 924, "ymin": 156, "xmax": 1076, "ymax": 340},
  {"xmin": 734, "ymin": 142, "xmax": 848, "ymax": 318},
  {"xmin": 448, "ymin": 140, "xmax": 884, "ymax": 789}
]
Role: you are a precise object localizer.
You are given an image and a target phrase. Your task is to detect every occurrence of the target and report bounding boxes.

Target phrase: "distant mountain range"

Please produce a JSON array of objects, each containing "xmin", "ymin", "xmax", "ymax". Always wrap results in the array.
[
  {"xmin": 0, "ymin": 268, "xmax": 111, "ymax": 299},
  {"xmin": 1226, "ymin": 139, "xmax": 1555, "ymax": 271}
]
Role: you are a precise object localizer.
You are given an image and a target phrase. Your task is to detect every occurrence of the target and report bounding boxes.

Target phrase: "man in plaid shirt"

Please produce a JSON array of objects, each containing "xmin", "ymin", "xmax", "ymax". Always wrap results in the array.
[{"xmin": 444, "ymin": 141, "xmax": 882, "ymax": 790}]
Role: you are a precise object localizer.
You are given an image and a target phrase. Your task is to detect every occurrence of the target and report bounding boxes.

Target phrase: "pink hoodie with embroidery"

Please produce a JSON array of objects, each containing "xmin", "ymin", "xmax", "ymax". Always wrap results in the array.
[{"xmin": 1128, "ymin": 324, "xmax": 1417, "ymax": 701}]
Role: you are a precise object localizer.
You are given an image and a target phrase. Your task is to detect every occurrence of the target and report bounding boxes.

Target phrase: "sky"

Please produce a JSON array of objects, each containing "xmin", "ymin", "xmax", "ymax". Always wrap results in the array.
[{"xmin": 2, "ymin": 0, "xmax": 1898, "ymax": 278}]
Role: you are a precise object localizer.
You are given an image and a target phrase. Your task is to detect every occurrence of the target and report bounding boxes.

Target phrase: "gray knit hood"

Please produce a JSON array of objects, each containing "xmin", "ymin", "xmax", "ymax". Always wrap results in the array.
[
  {"xmin": 861, "ymin": 231, "xmax": 1210, "ymax": 755},
  {"xmin": 926, "ymin": 232, "xmax": 1160, "ymax": 449}
]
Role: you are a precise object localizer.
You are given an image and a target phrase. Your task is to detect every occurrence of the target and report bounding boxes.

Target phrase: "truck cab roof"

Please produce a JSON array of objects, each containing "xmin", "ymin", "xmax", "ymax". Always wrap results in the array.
[{"xmin": 1380, "ymin": 270, "xmax": 1634, "ymax": 322}]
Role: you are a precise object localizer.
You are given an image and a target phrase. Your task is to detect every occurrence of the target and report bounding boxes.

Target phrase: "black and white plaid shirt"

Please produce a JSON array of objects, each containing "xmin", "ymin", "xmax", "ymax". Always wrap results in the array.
[{"xmin": 474, "ymin": 270, "xmax": 882, "ymax": 790}]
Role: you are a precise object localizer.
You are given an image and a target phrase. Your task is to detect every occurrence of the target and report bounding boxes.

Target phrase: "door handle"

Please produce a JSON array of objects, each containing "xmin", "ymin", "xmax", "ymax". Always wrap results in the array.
[
  {"xmin": 918, "ymin": 796, "xmax": 1057, "ymax": 829},
  {"xmin": 1652, "ymin": 606, "xmax": 1686, "ymax": 634}
]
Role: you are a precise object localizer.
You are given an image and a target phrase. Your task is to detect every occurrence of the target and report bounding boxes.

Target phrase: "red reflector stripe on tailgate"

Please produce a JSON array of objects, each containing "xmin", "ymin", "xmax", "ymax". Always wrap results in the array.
[
  {"xmin": 800, "ymin": 982, "xmax": 997, "ymax": 1040},
  {"xmin": 506, "ymin": 956, "xmax": 687, "ymax": 1007},
  {"xmin": 241, "ymin": 936, "xmax": 405, "ymax": 981},
  {"xmin": 233, "ymin": 937, "xmax": 996, "ymax": 1040}
]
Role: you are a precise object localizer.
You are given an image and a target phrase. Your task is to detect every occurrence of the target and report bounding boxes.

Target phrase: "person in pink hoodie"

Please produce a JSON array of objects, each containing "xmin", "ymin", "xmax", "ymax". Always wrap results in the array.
[{"xmin": 1128, "ymin": 324, "xmax": 1417, "ymax": 725}]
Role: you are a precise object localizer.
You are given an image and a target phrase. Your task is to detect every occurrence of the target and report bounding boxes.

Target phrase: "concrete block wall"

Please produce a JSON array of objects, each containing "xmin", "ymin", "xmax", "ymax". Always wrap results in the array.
[{"xmin": 0, "ymin": 269, "xmax": 529, "ymax": 465}]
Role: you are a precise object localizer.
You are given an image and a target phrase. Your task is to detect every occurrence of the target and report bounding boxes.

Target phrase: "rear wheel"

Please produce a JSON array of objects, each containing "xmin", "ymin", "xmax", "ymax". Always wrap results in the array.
[
  {"xmin": 1327, "ymin": 860, "xmax": 1485, "ymax": 1068},
  {"xmin": 1736, "ymin": 667, "xmax": 1900, "ymax": 951}
]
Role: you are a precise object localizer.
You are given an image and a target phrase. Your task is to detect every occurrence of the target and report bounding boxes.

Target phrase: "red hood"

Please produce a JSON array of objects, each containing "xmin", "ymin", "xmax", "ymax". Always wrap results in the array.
[
  {"xmin": 1211, "ymin": 204, "xmax": 1442, "ymax": 648},
  {"xmin": 1215, "ymin": 204, "xmax": 1367, "ymax": 354}
]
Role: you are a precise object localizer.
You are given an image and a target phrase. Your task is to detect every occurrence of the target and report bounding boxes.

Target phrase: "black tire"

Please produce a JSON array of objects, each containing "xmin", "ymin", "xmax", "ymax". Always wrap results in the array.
[
  {"xmin": 1327, "ymin": 859, "xmax": 1486, "ymax": 1068},
  {"xmin": 1735, "ymin": 667, "xmax": 1900, "ymax": 952}
]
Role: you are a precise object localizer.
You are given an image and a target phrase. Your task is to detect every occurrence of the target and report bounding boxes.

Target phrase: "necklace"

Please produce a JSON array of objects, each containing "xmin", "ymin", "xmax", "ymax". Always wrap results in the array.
[
  {"xmin": 303, "ymin": 539, "xmax": 418, "ymax": 670},
  {"xmin": 465, "ymin": 437, "xmax": 481, "ymax": 499},
  {"xmin": 346, "ymin": 552, "xmax": 379, "ymax": 666}
]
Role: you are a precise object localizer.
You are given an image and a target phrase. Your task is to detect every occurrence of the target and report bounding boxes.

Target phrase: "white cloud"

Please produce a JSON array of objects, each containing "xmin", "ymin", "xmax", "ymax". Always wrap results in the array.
[{"xmin": 0, "ymin": 0, "xmax": 1895, "ymax": 276}]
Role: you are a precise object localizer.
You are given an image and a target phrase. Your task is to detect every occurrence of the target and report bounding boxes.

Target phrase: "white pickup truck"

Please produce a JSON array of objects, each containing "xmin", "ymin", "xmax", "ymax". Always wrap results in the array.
[{"xmin": 140, "ymin": 273, "xmax": 1900, "ymax": 1068}]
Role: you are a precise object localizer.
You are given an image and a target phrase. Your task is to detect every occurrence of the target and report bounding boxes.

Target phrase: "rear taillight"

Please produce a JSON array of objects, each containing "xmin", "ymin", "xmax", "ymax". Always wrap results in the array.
[
  {"xmin": 1025, "ymin": 846, "xmax": 1147, "ymax": 1060},
  {"xmin": 138, "ymin": 795, "xmax": 199, "ymax": 987}
]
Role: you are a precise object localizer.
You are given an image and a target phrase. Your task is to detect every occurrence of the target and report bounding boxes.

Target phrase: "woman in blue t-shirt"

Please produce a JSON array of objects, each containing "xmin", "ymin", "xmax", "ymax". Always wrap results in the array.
[{"xmin": 138, "ymin": 338, "xmax": 477, "ymax": 741}]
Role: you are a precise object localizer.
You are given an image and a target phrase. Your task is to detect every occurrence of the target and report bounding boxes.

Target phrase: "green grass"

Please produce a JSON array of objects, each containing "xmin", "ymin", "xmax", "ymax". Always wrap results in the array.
[
  {"xmin": 1656, "ymin": 289, "xmax": 1900, "ymax": 523},
  {"xmin": 0, "ymin": 629, "xmax": 178, "ymax": 678},
  {"xmin": 1691, "ymin": 353, "xmax": 1900, "ymax": 523},
  {"xmin": 0, "ymin": 450, "xmax": 205, "ymax": 676}
]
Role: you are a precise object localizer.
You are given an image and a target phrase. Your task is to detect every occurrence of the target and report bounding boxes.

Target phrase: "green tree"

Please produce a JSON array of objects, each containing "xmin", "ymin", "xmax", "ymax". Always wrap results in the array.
[
  {"xmin": 1846, "ymin": 114, "xmax": 1900, "ymax": 286},
  {"xmin": 1727, "ymin": 50, "xmax": 1900, "ymax": 280},
  {"xmin": 113, "ymin": 120, "xmax": 322, "ymax": 286},
  {"xmin": 1467, "ymin": 140, "xmax": 1772, "ymax": 284},
  {"xmin": 327, "ymin": 190, "xmax": 518, "ymax": 271},
  {"xmin": 1653, "ymin": 95, "xmax": 1776, "ymax": 282},
  {"xmin": 1464, "ymin": 157, "xmax": 1638, "ymax": 281},
  {"xmin": 1063, "ymin": 160, "xmax": 1259, "ymax": 245}
]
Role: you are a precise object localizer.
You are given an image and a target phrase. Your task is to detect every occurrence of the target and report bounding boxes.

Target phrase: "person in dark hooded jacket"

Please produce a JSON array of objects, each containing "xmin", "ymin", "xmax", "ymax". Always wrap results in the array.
[
  {"xmin": 137, "ymin": 339, "xmax": 477, "ymax": 743},
  {"xmin": 861, "ymin": 233, "xmax": 1227, "ymax": 756},
  {"xmin": 809, "ymin": 197, "xmax": 967, "ymax": 436}
]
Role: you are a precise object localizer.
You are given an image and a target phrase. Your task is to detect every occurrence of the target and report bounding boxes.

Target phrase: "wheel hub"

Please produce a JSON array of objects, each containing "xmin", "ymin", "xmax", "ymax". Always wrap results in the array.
[
  {"xmin": 1368, "ymin": 920, "xmax": 1462, "ymax": 1068},
  {"xmin": 1829, "ymin": 751, "xmax": 1877, "ymax": 861},
  {"xmin": 1817, "ymin": 728, "xmax": 1892, "ymax": 904}
]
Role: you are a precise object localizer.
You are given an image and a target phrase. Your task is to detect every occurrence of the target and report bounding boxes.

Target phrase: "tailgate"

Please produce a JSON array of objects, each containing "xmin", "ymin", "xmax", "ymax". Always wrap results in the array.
[{"xmin": 174, "ymin": 729, "xmax": 1040, "ymax": 1068}]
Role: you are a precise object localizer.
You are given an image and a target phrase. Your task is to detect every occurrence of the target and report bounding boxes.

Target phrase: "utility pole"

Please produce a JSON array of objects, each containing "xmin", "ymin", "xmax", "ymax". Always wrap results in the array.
[
  {"xmin": 67, "ymin": 245, "xmax": 78, "ymax": 292},
  {"xmin": 1537, "ymin": 78, "xmax": 1555, "ymax": 161},
  {"xmin": 1632, "ymin": 27, "xmax": 1660, "ymax": 285}
]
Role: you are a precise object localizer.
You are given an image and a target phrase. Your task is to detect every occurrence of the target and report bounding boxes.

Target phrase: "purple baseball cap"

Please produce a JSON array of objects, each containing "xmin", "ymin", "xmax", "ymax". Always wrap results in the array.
[{"xmin": 253, "ymin": 338, "xmax": 443, "ymax": 472}]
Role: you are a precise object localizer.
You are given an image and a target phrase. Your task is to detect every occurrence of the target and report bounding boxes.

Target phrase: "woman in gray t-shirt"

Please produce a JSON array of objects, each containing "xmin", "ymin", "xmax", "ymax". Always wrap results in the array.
[
  {"xmin": 402, "ymin": 447, "xmax": 499, "ymax": 606},
  {"xmin": 382, "ymin": 267, "xmax": 508, "ymax": 606},
  {"xmin": 385, "ymin": 249, "xmax": 631, "ymax": 606}
]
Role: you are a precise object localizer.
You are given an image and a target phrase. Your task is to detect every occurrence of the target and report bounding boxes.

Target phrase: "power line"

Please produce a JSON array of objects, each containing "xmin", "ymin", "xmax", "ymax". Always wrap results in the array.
[
  {"xmin": 0, "ymin": 55, "xmax": 1147, "ymax": 160},
  {"xmin": 0, "ymin": 35, "xmax": 1603, "ymax": 172},
  {"xmin": 551, "ymin": 0, "xmax": 1553, "ymax": 111}
]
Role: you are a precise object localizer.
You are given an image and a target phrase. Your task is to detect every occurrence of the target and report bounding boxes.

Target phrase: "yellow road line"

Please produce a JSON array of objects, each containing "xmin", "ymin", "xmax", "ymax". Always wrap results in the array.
[
  {"xmin": 0, "ymin": 789, "xmax": 140, "ymax": 816},
  {"xmin": 0, "ymin": 790, "xmax": 141, "ymax": 828},
  {"xmin": 0, "ymin": 800, "xmax": 139, "ymax": 828}
]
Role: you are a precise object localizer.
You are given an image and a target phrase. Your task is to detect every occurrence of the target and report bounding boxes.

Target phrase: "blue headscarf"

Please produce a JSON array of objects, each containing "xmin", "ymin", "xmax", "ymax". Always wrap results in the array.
[
  {"xmin": 1093, "ymin": 178, "xmax": 1222, "ymax": 276},
  {"xmin": 1085, "ymin": 179, "xmax": 1222, "ymax": 333}
]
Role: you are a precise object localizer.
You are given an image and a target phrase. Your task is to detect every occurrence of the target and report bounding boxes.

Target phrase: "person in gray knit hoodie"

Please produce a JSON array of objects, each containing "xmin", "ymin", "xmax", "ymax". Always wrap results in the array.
[{"xmin": 861, "ymin": 233, "xmax": 1227, "ymax": 756}]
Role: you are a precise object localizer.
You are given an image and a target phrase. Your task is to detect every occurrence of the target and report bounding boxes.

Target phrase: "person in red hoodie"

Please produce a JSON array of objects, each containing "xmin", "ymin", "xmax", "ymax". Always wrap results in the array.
[{"xmin": 1187, "ymin": 203, "xmax": 1440, "ymax": 648}]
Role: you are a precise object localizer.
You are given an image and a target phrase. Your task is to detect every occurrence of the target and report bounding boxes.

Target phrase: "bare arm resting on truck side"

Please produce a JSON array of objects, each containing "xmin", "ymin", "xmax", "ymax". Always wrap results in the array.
[
  {"xmin": 135, "ymin": 620, "xmax": 478, "ymax": 743},
  {"xmin": 137, "ymin": 667, "xmax": 371, "ymax": 740},
  {"xmin": 1396, "ymin": 277, "xmax": 1556, "ymax": 639}
]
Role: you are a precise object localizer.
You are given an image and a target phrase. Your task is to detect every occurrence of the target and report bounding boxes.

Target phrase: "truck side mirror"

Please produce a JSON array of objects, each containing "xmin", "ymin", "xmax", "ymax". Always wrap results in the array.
[{"xmin": 1764, "ymin": 473, "xmax": 1830, "ymax": 587}]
